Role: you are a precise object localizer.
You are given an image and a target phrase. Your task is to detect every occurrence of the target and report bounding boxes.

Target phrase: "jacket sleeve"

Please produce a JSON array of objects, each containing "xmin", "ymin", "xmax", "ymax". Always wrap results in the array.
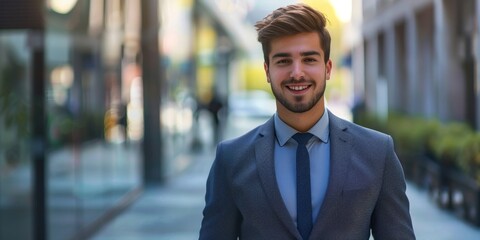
[
  {"xmin": 371, "ymin": 136, "xmax": 416, "ymax": 240},
  {"xmin": 199, "ymin": 142, "xmax": 241, "ymax": 240}
]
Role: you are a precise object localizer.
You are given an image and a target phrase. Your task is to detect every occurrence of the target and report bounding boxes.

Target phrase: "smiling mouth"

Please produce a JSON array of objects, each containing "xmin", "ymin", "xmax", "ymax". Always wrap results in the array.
[{"xmin": 287, "ymin": 85, "xmax": 311, "ymax": 92}]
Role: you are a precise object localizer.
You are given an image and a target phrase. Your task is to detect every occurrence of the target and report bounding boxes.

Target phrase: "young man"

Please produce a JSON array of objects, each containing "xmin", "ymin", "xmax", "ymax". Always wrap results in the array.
[{"xmin": 199, "ymin": 3, "xmax": 415, "ymax": 240}]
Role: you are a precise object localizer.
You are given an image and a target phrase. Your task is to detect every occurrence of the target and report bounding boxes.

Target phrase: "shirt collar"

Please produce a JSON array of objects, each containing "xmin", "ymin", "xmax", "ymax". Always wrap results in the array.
[{"xmin": 274, "ymin": 109, "xmax": 330, "ymax": 146}]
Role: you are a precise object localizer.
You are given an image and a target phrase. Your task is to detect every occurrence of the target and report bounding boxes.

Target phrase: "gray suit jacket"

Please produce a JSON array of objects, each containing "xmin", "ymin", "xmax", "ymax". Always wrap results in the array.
[{"xmin": 199, "ymin": 111, "xmax": 415, "ymax": 240}]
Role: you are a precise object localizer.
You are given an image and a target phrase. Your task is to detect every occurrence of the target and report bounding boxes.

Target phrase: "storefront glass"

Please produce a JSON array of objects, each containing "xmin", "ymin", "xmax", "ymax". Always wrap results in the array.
[
  {"xmin": 45, "ymin": 1, "xmax": 142, "ymax": 239},
  {"xmin": 0, "ymin": 31, "xmax": 33, "ymax": 240}
]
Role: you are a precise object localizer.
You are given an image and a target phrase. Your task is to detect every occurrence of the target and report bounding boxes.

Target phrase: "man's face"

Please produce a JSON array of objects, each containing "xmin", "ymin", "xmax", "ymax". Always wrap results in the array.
[{"xmin": 264, "ymin": 32, "xmax": 332, "ymax": 114}]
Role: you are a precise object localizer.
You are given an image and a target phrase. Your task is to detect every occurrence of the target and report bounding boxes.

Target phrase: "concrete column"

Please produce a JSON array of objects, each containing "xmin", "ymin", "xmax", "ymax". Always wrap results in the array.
[
  {"xmin": 434, "ymin": 0, "xmax": 448, "ymax": 121},
  {"xmin": 385, "ymin": 26, "xmax": 397, "ymax": 111},
  {"xmin": 141, "ymin": 0, "xmax": 164, "ymax": 184},
  {"xmin": 405, "ymin": 12, "xmax": 418, "ymax": 115},
  {"xmin": 417, "ymin": 6, "xmax": 435, "ymax": 118},
  {"xmin": 365, "ymin": 36, "xmax": 379, "ymax": 114},
  {"xmin": 351, "ymin": 0, "xmax": 365, "ymax": 110},
  {"xmin": 475, "ymin": 0, "xmax": 480, "ymax": 129}
]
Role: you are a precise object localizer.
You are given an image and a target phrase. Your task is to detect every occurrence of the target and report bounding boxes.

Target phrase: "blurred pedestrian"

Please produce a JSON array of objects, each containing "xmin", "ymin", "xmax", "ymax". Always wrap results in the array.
[
  {"xmin": 118, "ymin": 103, "xmax": 128, "ymax": 143},
  {"xmin": 200, "ymin": 3, "xmax": 415, "ymax": 240},
  {"xmin": 207, "ymin": 90, "xmax": 224, "ymax": 144}
]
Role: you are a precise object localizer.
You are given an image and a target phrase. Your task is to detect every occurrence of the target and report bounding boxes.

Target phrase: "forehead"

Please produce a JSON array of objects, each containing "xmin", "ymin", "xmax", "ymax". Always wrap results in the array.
[{"xmin": 269, "ymin": 32, "xmax": 323, "ymax": 57}]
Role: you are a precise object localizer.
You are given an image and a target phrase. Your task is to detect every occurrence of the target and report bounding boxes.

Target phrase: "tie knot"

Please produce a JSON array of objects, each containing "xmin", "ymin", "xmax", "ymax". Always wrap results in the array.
[{"xmin": 292, "ymin": 132, "xmax": 313, "ymax": 146}]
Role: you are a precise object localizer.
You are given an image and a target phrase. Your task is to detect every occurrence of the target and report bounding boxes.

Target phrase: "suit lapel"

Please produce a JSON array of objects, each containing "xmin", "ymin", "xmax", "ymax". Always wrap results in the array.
[
  {"xmin": 310, "ymin": 111, "xmax": 352, "ymax": 237},
  {"xmin": 255, "ymin": 118, "xmax": 301, "ymax": 239}
]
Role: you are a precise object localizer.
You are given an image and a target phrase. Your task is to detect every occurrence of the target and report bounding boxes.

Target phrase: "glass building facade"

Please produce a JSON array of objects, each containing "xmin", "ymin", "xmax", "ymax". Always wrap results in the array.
[
  {"xmin": 1, "ymin": 1, "xmax": 143, "ymax": 239},
  {"xmin": 0, "ymin": 30, "xmax": 35, "ymax": 240}
]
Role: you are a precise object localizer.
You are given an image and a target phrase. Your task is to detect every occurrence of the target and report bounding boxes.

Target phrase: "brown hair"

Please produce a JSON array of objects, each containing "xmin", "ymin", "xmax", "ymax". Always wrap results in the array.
[{"xmin": 255, "ymin": 3, "xmax": 331, "ymax": 65}]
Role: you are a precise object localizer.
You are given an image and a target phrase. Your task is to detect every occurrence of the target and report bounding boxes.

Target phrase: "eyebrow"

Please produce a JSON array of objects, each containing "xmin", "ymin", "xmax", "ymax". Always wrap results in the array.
[
  {"xmin": 302, "ymin": 51, "xmax": 322, "ymax": 57},
  {"xmin": 271, "ymin": 51, "xmax": 322, "ymax": 59}
]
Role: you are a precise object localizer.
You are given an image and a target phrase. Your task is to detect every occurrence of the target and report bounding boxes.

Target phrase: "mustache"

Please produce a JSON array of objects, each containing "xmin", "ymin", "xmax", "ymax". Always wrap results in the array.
[{"xmin": 284, "ymin": 77, "xmax": 312, "ymax": 84}]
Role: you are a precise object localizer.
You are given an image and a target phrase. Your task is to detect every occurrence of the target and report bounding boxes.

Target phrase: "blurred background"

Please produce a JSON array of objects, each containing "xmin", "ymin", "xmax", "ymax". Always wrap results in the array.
[{"xmin": 1, "ymin": 0, "xmax": 480, "ymax": 239}]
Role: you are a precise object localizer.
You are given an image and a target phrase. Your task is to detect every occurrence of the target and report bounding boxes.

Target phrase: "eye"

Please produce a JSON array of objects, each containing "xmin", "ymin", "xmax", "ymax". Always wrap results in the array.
[
  {"xmin": 275, "ymin": 59, "xmax": 291, "ymax": 65},
  {"xmin": 303, "ymin": 58, "xmax": 317, "ymax": 63}
]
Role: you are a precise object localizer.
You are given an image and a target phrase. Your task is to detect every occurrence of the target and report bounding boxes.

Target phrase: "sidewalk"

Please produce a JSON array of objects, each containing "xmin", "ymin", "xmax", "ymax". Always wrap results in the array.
[
  {"xmin": 92, "ymin": 147, "xmax": 213, "ymax": 240},
  {"xmin": 92, "ymin": 117, "xmax": 480, "ymax": 240},
  {"xmin": 407, "ymin": 184, "xmax": 480, "ymax": 239}
]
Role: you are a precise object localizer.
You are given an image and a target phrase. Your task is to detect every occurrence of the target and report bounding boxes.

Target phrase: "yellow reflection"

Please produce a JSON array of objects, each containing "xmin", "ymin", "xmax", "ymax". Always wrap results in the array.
[
  {"xmin": 104, "ymin": 108, "xmax": 123, "ymax": 143},
  {"xmin": 47, "ymin": 0, "xmax": 78, "ymax": 14},
  {"xmin": 51, "ymin": 65, "xmax": 73, "ymax": 88},
  {"xmin": 104, "ymin": 76, "xmax": 144, "ymax": 143},
  {"xmin": 127, "ymin": 77, "xmax": 144, "ymax": 141},
  {"xmin": 328, "ymin": 0, "xmax": 352, "ymax": 23},
  {"xmin": 50, "ymin": 65, "xmax": 74, "ymax": 105}
]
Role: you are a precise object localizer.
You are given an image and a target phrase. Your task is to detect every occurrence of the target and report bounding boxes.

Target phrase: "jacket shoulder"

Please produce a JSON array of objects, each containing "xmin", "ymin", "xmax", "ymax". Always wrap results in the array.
[
  {"xmin": 347, "ymin": 120, "xmax": 390, "ymax": 141},
  {"xmin": 220, "ymin": 118, "xmax": 273, "ymax": 150},
  {"xmin": 330, "ymin": 113, "xmax": 392, "ymax": 150}
]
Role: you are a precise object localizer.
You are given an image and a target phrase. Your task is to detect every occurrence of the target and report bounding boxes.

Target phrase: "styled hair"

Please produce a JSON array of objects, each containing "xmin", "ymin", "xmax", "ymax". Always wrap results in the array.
[{"xmin": 255, "ymin": 3, "xmax": 331, "ymax": 65}]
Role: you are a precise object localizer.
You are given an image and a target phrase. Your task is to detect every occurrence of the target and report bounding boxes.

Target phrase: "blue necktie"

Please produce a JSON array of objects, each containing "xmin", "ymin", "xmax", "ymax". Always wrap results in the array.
[{"xmin": 292, "ymin": 133, "xmax": 313, "ymax": 240}]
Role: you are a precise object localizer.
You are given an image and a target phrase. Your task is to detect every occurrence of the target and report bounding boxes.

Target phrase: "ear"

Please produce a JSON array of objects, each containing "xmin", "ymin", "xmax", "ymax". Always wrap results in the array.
[
  {"xmin": 264, "ymin": 62, "xmax": 271, "ymax": 83},
  {"xmin": 325, "ymin": 59, "xmax": 333, "ymax": 80}
]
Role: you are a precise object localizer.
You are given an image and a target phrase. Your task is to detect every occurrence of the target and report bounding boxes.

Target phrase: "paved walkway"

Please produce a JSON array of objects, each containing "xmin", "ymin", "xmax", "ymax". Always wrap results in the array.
[
  {"xmin": 92, "ymin": 147, "xmax": 212, "ymax": 240},
  {"xmin": 93, "ymin": 117, "xmax": 480, "ymax": 240}
]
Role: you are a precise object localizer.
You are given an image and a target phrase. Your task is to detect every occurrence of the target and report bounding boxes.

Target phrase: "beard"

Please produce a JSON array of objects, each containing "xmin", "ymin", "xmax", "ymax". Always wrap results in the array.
[{"xmin": 270, "ymin": 75, "xmax": 326, "ymax": 113}]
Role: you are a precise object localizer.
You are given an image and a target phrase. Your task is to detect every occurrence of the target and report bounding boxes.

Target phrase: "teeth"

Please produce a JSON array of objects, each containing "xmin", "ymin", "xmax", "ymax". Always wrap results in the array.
[{"xmin": 290, "ymin": 85, "xmax": 308, "ymax": 91}]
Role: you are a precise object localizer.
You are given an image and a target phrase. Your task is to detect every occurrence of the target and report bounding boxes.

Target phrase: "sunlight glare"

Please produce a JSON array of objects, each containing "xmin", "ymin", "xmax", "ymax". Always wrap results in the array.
[{"xmin": 328, "ymin": 0, "xmax": 352, "ymax": 23}]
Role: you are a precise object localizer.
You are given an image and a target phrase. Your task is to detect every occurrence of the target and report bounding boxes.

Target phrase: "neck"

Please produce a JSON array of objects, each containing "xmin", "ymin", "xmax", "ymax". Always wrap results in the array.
[{"xmin": 277, "ymin": 99, "xmax": 325, "ymax": 132}]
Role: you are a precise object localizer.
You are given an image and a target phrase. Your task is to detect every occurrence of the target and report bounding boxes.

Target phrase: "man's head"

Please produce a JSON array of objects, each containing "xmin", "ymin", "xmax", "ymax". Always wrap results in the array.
[{"xmin": 255, "ymin": 3, "xmax": 331, "ymax": 66}]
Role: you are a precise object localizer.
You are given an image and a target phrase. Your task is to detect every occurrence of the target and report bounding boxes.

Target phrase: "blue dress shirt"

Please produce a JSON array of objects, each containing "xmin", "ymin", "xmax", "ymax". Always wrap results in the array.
[{"xmin": 273, "ymin": 110, "xmax": 330, "ymax": 225}]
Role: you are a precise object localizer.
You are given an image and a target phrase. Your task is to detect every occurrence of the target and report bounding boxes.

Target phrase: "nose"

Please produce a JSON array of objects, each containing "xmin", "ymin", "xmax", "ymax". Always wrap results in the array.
[{"xmin": 290, "ymin": 62, "xmax": 305, "ymax": 80}]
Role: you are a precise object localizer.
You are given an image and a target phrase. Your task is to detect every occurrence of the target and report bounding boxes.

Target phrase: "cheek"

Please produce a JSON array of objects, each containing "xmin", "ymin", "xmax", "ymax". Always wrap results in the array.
[
  {"xmin": 268, "ymin": 68, "xmax": 288, "ymax": 80},
  {"xmin": 308, "ymin": 68, "xmax": 327, "ymax": 79}
]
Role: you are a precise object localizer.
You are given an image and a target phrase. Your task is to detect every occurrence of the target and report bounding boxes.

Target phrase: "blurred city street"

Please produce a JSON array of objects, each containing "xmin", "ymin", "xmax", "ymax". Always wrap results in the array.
[
  {"xmin": 2, "ymin": 1, "xmax": 480, "ymax": 239},
  {"xmin": 92, "ymin": 113, "xmax": 480, "ymax": 240}
]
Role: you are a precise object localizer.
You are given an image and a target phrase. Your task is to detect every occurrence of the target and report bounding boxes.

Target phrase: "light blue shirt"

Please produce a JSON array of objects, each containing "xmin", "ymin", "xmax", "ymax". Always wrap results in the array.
[{"xmin": 273, "ymin": 110, "xmax": 330, "ymax": 224}]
